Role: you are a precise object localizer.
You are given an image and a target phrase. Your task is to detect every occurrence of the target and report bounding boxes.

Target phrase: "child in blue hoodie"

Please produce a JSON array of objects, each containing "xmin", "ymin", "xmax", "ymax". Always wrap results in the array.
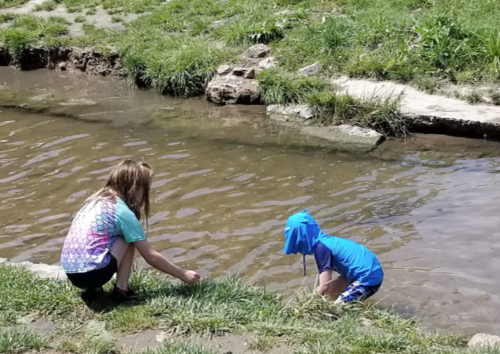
[{"xmin": 284, "ymin": 210, "xmax": 383, "ymax": 304}]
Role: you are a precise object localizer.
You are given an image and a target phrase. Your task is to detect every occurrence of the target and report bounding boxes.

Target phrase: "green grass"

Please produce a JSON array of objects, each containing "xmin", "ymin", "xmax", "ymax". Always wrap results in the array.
[
  {"xmin": 490, "ymin": 91, "xmax": 500, "ymax": 105},
  {"xmin": 33, "ymin": 0, "xmax": 57, "ymax": 11},
  {"xmin": 464, "ymin": 91, "xmax": 483, "ymax": 104},
  {"xmin": 75, "ymin": 14, "xmax": 87, "ymax": 23},
  {"xmin": 2, "ymin": 0, "xmax": 500, "ymax": 105},
  {"xmin": 257, "ymin": 70, "xmax": 408, "ymax": 137},
  {"xmin": 308, "ymin": 91, "xmax": 408, "ymax": 138},
  {"xmin": 143, "ymin": 341, "xmax": 216, "ymax": 354},
  {"xmin": 0, "ymin": 15, "xmax": 68, "ymax": 55},
  {"xmin": 0, "ymin": 328, "xmax": 48, "ymax": 354},
  {"xmin": 1, "ymin": 263, "xmax": 499, "ymax": 354},
  {"xmin": 258, "ymin": 70, "xmax": 329, "ymax": 105},
  {"xmin": 0, "ymin": 0, "xmax": 29, "ymax": 9}
]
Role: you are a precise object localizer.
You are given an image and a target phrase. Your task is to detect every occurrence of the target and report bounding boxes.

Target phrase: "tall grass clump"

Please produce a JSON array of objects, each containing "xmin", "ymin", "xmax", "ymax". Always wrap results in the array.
[
  {"xmin": 307, "ymin": 91, "xmax": 408, "ymax": 138},
  {"xmin": 120, "ymin": 32, "xmax": 234, "ymax": 96},
  {"xmin": 0, "ymin": 328, "xmax": 48, "ymax": 354},
  {"xmin": 0, "ymin": 15, "xmax": 68, "ymax": 55},
  {"xmin": 258, "ymin": 70, "xmax": 329, "ymax": 105},
  {"xmin": 33, "ymin": 0, "xmax": 57, "ymax": 11},
  {"xmin": 0, "ymin": 0, "xmax": 29, "ymax": 9},
  {"xmin": 144, "ymin": 340, "xmax": 216, "ymax": 354},
  {"xmin": 0, "ymin": 263, "xmax": 81, "ymax": 318}
]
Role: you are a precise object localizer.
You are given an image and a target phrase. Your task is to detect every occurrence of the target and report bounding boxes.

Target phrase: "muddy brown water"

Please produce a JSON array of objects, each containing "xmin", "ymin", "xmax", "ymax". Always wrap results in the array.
[{"xmin": 1, "ymin": 68, "xmax": 500, "ymax": 335}]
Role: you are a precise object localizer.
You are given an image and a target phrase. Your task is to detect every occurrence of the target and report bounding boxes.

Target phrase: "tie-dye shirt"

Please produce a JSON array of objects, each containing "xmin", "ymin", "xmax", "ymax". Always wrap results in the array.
[{"xmin": 61, "ymin": 197, "xmax": 146, "ymax": 274}]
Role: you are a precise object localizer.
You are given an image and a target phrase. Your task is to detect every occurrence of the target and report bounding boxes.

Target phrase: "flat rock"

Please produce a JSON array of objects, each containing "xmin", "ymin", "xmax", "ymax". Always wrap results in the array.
[
  {"xmin": 4, "ymin": 260, "xmax": 65, "ymax": 280},
  {"xmin": 298, "ymin": 62, "xmax": 321, "ymax": 76},
  {"xmin": 59, "ymin": 98, "xmax": 97, "ymax": 106},
  {"xmin": 468, "ymin": 333, "xmax": 500, "ymax": 349},
  {"xmin": 301, "ymin": 124, "xmax": 384, "ymax": 149},
  {"xmin": 29, "ymin": 93, "xmax": 54, "ymax": 101},
  {"xmin": 0, "ymin": 258, "xmax": 8, "ymax": 263},
  {"xmin": 258, "ymin": 57, "xmax": 277, "ymax": 70},
  {"xmin": 335, "ymin": 76, "xmax": 500, "ymax": 140},
  {"xmin": 267, "ymin": 104, "xmax": 314, "ymax": 123},
  {"xmin": 217, "ymin": 64, "xmax": 233, "ymax": 76},
  {"xmin": 243, "ymin": 44, "xmax": 271, "ymax": 59}
]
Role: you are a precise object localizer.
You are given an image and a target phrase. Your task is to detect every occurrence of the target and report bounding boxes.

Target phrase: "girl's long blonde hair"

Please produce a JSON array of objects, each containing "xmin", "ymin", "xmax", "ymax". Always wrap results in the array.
[{"xmin": 87, "ymin": 160, "xmax": 153, "ymax": 221}]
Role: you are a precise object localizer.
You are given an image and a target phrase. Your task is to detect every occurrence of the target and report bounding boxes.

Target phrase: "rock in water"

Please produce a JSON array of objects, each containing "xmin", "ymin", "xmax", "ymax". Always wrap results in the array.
[
  {"xmin": 301, "ymin": 124, "xmax": 384, "ymax": 150},
  {"xmin": 206, "ymin": 69, "xmax": 261, "ymax": 105},
  {"xmin": 267, "ymin": 104, "xmax": 314, "ymax": 123},
  {"xmin": 468, "ymin": 333, "xmax": 500, "ymax": 349}
]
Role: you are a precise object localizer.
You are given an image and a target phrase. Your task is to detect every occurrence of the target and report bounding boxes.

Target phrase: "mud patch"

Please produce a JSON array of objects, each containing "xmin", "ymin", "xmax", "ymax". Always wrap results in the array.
[{"xmin": 0, "ymin": 46, "xmax": 124, "ymax": 76}]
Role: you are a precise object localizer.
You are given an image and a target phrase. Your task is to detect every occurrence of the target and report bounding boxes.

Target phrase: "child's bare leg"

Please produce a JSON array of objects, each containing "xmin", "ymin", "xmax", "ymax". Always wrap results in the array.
[
  {"xmin": 328, "ymin": 276, "xmax": 349, "ymax": 299},
  {"xmin": 111, "ymin": 237, "xmax": 134, "ymax": 290},
  {"xmin": 317, "ymin": 271, "xmax": 349, "ymax": 299}
]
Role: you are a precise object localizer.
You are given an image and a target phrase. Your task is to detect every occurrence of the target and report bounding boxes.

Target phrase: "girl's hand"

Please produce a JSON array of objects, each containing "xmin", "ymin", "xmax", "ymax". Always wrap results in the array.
[{"xmin": 182, "ymin": 270, "xmax": 201, "ymax": 284}]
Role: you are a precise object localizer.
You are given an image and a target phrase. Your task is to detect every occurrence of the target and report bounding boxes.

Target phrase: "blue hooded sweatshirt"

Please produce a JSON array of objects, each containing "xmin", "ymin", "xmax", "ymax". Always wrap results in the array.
[{"xmin": 283, "ymin": 210, "xmax": 383, "ymax": 286}]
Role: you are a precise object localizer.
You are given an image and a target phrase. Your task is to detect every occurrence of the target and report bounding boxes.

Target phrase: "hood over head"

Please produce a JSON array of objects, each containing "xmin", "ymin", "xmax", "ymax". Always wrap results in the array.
[{"xmin": 283, "ymin": 210, "xmax": 324, "ymax": 255}]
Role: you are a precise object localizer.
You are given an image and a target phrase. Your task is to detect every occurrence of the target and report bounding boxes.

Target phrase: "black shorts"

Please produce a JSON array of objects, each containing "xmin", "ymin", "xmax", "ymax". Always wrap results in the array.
[{"xmin": 66, "ymin": 255, "xmax": 118, "ymax": 290}]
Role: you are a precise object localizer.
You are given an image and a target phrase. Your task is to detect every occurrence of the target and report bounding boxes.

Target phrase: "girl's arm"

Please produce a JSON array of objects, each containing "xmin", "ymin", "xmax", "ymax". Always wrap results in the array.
[{"xmin": 134, "ymin": 240, "xmax": 200, "ymax": 284}]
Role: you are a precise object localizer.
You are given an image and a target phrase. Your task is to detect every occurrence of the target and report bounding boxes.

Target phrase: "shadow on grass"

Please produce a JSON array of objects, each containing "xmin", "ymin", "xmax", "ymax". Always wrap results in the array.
[{"xmin": 79, "ymin": 289, "xmax": 145, "ymax": 314}]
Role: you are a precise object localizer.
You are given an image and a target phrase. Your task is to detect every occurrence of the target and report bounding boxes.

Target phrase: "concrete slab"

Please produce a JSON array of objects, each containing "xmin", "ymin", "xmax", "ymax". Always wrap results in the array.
[{"xmin": 335, "ymin": 77, "xmax": 500, "ymax": 139}]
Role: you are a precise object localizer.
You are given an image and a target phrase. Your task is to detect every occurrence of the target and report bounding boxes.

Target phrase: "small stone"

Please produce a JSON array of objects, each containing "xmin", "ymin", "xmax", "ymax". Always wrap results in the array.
[
  {"xmin": 258, "ymin": 57, "xmax": 277, "ymax": 70},
  {"xmin": 217, "ymin": 65, "xmax": 233, "ymax": 76},
  {"xmin": 244, "ymin": 68, "xmax": 256, "ymax": 79},
  {"xmin": 58, "ymin": 62, "xmax": 67, "ymax": 71},
  {"xmin": 243, "ymin": 44, "xmax": 271, "ymax": 59},
  {"xmin": 468, "ymin": 333, "xmax": 500, "ymax": 349},
  {"xmin": 212, "ymin": 18, "xmax": 230, "ymax": 28},
  {"xmin": 298, "ymin": 62, "xmax": 321, "ymax": 76}
]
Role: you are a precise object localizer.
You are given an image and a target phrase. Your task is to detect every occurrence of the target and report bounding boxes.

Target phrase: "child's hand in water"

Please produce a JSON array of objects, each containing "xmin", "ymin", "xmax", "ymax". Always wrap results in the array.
[{"xmin": 182, "ymin": 270, "xmax": 201, "ymax": 284}]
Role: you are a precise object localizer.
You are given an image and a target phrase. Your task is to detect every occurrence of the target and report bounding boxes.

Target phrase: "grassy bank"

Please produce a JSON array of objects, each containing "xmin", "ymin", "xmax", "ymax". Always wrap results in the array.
[
  {"xmin": 2, "ymin": 0, "xmax": 500, "ymax": 89},
  {"xmin": 0, "ymin": 263, "xmax": 498, "ymax": 354},
  {"xmin": 1, "ymin": 0, "xmax": 500, "ymax": 137}
]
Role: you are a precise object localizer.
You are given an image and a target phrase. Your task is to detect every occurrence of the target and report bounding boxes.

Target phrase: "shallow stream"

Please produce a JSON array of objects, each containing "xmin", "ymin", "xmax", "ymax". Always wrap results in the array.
[{"xmin": 1, "ymin": 68, "xmax": 500, "ymax": 334}]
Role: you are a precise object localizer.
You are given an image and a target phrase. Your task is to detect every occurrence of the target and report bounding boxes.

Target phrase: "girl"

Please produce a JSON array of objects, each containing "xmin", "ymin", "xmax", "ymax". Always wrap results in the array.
[{"xmin": 61, "ymin": 160, "xmax": 200, "ymax": 301}]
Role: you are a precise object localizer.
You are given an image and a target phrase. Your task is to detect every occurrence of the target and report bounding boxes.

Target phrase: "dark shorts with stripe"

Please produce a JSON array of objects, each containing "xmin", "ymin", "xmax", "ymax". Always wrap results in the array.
[{"xmin": 339, "ymin": 281, "xmax": 382, "ymax": 303}]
